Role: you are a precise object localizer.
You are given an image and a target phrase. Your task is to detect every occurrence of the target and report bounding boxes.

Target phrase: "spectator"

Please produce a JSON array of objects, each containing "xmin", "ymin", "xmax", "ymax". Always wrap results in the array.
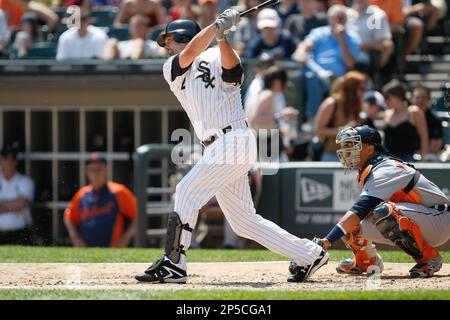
[
  {"xmin": 370, "ymin": 0, "xmax": 423, "ymax": 56},
  {"xmin": 382, "ymin": 79, "xmax": 429, "ymax": 162},
  {"xmin": 275, "ymin": 0, "xmax": 299, "ymax": 27},
  {"xmin": 411, "ymin": 83, "xmax": 444, "ymax": 159},
  {"xmin": 294, "ymin": 4, "xmax": 361, "ymax": 121},
  {"xmin": 12, "ymin": 12, "xmax": 42, "ymax": 58},
  {"xmin": 114, "ymin": 0, "xmax": 167, "ymax": 30},
  {"xmin": 0, "ymin": 144, "xmax": 35, "ymax": 245},
  {"xmin": 348, "ymin": 0, "xmax": 394, "ymax": 70},
  {"xmin": 56, "ymin": 7, "xmax": 108, "ymax": 60},
  {"xmin": 0, "ymin": 8, "xmax": 8, "ymax": 51},
  {"xmin": 103, "ymin": 14, "xmax": 166, "ymax": 59},
  {"xmin": 0, "ymin": 0, "xmax": 24, "ymax": 29},
  {"xmin": 248, "ymin": 66, "xmax": 299, "ymax": 162},
  {"xmin": 168, "ymin": 0, "xmax": 198, "ymax": 22},
  {"xmin": 229, "ymin": 0, "xmax": 262, "ymax": 56},
  {"xmin": 314, "ymin": 71, "xmax": 365, "ymax": 161},
  {"xmin": 19, "ymin": 0, "xmax": 58, "ymax": 32},
  {"xmin": 361, "ymin": 90, "xmax": 386, "ymax": 129},
  {"xmin": 403, "ymin": 0, "xmax": 439, "ymax": 34},
  {"xmin": 245, "ymin": 8, "xmax": 297, "ymax": 60},
  {"xmin": 244, "ymin": 52, "xmax": 274, "ymax": 118},
  {"xmin": 197, "ymin": 0, "xmax": 217, "ymax": 29},
  {"xmin": 285, "ymin": 0, "xmax": 327, "ymax": 44},
  {"xmin": 64, "ymin": 153, "xmax": 137, "ymax": 247}
]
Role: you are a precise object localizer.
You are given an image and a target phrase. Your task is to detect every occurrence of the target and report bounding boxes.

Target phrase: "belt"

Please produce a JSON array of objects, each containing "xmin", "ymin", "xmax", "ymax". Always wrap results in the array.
[
  {"xmin": 201, "ymin": 121, "xmax": 248, "ymax": 148},
  {"xmin": 431, "ymin": 204, "xmax": 450, "ymax": 212}
]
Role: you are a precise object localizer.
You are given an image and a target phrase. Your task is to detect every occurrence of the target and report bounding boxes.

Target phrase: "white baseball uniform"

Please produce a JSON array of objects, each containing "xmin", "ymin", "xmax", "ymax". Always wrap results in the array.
[{"xmin": 163, "ymin": 47, "xmax": 323, "ymax": 266}]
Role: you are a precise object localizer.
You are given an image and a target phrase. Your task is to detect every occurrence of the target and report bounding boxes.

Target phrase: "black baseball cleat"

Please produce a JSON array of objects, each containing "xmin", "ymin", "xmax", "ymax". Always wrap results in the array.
[
  {"xmin": 135, "ymin": 256, "xmax": 187, "ymax": 283},
  {"xmin": 287, "ymin": 250, "xmax": 330, "ymax": 282}
]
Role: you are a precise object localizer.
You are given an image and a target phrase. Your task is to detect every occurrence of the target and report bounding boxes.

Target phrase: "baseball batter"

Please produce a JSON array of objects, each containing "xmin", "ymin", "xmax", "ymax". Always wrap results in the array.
[
  {"xmin": 308, "ymin": 125, "xmax": 450, "ymax": 278},
  {"xmin": 135, "ymin": 11, "xmax": 328, "ymax": 284}
]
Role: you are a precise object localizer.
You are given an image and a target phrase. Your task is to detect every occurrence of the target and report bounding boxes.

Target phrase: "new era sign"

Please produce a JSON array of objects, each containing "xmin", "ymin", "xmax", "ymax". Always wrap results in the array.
[
  {"xmin": 295, "ymin": 171, "xmax": 333, "ymax": 210},
  {"xmin": 295, "ymin": 169, "xmax": 359, "ymax": 212}
]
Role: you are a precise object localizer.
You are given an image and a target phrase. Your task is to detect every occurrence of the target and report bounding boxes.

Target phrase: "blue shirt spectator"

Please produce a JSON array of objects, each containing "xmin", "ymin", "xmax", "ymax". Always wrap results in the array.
[
  {"xmin": 306, "ymin": 25, "xmax": 361, "ymax": 77},
  {"xmin": 245, "ymin": 29, "xmax": 298, "ymax": 59},
  {"xmin": 244, "ymin": 8, "xmax": 297, "ymax": 60},
  {"xmin": 294, "ymin": 4, "xmax": 362, "ymax": 120}
]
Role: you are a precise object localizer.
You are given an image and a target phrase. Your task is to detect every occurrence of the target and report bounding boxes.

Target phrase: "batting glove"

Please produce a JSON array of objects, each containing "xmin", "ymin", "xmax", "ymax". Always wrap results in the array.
[{"xmin": 215, "ymin": 9, "xmax": 241, "ymax": 41}]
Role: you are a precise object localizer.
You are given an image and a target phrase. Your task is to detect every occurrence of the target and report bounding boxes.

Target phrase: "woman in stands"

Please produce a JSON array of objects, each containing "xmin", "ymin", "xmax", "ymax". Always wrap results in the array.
[
  {"xmin": 314, "ymin": 70, "xmax": 365, "ymax": 161},
  {"xmin": 382, "ymin": 79, "xmax": 429, "ymax": 162}
]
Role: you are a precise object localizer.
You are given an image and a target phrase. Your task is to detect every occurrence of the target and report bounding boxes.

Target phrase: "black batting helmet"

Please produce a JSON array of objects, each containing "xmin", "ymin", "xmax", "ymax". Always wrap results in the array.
[{"xmin": 156, "ymin": 19, "xmax": 201, "ymax": 47}]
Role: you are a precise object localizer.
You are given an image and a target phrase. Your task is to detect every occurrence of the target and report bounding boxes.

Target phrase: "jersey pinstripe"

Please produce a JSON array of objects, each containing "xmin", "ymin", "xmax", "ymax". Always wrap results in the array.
[{"xmin": 163, "ymin": 48, "xmax": 246, "ymax": 141}]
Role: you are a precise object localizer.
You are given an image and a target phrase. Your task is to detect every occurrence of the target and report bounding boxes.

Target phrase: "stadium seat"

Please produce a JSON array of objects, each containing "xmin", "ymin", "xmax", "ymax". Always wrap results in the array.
[
  {"xmin": 23, "ymin": 43, "xmax": 57, "ymax": 59},
  {"xmin": 91, "ymin": 6, "xmax": 119, "ymax": 27},
  {"xmin": 108, "ymin": 26, "xmax": 130, "ymax": 41}
]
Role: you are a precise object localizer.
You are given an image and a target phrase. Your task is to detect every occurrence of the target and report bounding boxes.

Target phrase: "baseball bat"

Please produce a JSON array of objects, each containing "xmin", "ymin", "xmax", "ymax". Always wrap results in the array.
[{"xmin": 239, "ymin": 0, "xmax": 280, "ymax": 17}]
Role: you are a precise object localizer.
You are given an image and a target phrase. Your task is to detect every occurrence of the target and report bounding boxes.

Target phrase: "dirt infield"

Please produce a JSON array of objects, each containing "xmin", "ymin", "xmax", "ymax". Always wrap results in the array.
[{"xmin": 0, "ymin": 262, "xmax": 449, "ymax": 291}]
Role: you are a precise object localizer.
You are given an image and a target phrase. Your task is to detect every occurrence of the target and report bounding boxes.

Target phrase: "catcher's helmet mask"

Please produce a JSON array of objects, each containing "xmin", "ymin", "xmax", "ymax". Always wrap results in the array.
[
  {"xmin": 157, "ymin": 20, "xmax": 201, "ymax": 47},
  {"xmin": 336, "ymin": 125, "xmax": 385, "ymax": 170}
]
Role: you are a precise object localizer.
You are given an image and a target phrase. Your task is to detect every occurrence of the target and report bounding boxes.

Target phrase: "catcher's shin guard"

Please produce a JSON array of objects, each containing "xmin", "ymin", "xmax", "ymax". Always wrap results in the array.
[
  {"xmin": 337, "ymin": 225, "xmax": 384, "ymax": 274},
  {"xmin": 165, "ymin": 212, "xmax": 193, "ymax": 264},
  {"xmin": 370, "ymin": 202, "xmax": 439, "ymax": 263}
]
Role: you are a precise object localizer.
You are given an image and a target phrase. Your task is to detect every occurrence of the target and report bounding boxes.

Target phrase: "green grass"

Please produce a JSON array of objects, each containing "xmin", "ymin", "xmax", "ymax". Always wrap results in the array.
[
  {"xmin": 1, "ymin": 288, "xmax": 450, "ymax": 300},
  {"xmin": 0, "ymin": 246, "xmax": 449, "ymax": 263}
]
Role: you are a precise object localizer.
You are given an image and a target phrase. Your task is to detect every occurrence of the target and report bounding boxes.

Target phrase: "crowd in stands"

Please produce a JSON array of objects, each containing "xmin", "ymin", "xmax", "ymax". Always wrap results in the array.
[{"xmin": 0, "ymin": 0, "xmax": 449, "ymax": 163}]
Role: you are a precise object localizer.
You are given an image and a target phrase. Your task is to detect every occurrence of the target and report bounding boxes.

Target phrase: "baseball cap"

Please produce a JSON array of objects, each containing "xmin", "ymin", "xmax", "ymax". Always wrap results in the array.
[
  {"xmin": 86, "ymin": 152, "xmax": 107, "ymax": 165},
  {"xmin": 363, "ymin": 90, "xmax": 386, "ymax": 110},
  {"xmin": 257, "ymin": 8, "xmax": 281, "ymax": 30}
]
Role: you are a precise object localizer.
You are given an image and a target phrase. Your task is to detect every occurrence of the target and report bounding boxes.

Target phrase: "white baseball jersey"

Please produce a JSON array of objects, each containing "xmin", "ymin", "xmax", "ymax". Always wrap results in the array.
[
  {"xmin": 163, "ymin": 47, "xmax": 246, "ymax": 141},
  {"xmin": 160, "ymin": 46, "xmax": 324, "ymax": 269}
]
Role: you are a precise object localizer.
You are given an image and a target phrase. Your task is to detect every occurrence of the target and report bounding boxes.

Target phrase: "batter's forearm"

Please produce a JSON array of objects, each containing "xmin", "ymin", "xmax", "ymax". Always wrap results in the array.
[
  {"xmin": 178, "ymin": 24, "xmax": 217, "ymax": 69},
  {"xmin": 218, "ymin": 39, "xmax": 240, "ymax": 69}
]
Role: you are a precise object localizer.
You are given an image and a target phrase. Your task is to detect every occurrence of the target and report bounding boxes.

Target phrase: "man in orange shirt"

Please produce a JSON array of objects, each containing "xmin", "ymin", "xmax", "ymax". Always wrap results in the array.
[
  {"xmin": 64, "ymin": 153, "xmax": 137, "ymax": 247},
  {"xmin": 370, "ymin": 0, "xmax": 423, "ymax": 56}
]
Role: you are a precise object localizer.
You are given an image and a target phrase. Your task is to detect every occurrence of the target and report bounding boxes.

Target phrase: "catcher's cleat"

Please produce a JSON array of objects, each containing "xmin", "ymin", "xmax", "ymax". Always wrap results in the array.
[
  {"xmin": 409, "ymin": 255, "xmax": 443, "ymax": 278},
  {"xmin": 135, "ymin": 255, "xmax": 187, "ymax": 283},
  {"xmin": 287, "ymin": 250, "xmax": 329, "ymax": 282},
  {"xmin": 336, "ymin": 254, "xmax": 384, "ymax": 275},
  {"xmin": 336, "ymin": 258, "xmax": 364, "ymax": 275}
]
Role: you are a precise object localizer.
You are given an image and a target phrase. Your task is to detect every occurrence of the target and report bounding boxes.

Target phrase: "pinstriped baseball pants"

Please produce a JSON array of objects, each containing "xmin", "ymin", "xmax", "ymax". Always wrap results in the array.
[{"xmin": 174, "ymin": 128, "xmax": 323, "ymax": 266}]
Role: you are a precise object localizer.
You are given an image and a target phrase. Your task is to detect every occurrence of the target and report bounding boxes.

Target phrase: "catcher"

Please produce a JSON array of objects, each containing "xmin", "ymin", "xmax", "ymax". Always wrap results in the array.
[{"xmin": 297, "ymin": 125, "xmax": 450, "ymax": 278}]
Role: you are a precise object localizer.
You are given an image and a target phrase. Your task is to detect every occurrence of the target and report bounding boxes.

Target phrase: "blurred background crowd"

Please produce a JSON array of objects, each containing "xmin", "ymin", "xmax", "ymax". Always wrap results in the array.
[{"xmin": 2, "ymin": 0, "xmax": 448, "ymax": 163}]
